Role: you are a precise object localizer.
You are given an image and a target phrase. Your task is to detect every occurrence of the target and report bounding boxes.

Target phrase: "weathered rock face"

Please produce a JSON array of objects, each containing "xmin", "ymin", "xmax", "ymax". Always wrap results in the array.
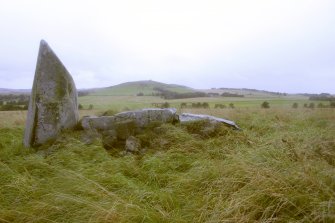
[
  {"xmin": 80, "ymin": 108, "xmax": 240, "ymax": 154},
  {"xmin": 81, "ymin": 108, "xmax": 178, "ymax": 153},
  {"xmin": 24, "ymin": 40, "xmax": 79, "ymax": 147},
  {"xmin": 125, "ymin": 136, "xmax": 141, "ymax": 153},
  {"xmin": 81, "ymin": 108, "xmax": 179, "ymax": 131},
  {"xmin": 179, "ymin": 113, "xmax": 240, "ymax": 130}
]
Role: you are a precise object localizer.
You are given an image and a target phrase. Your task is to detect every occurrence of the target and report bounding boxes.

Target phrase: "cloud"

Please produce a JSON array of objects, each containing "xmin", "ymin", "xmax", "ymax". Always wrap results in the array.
[{"xmin": 0, "ymin": 0, "xmax": 334, "ymax": 93}]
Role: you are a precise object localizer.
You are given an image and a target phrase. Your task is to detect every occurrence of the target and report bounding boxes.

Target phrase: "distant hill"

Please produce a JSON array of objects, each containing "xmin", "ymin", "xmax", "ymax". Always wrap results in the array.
[
  {"xmin": 3, "ymin": 81, "xmax": 330, "ymax": 97},
  {"xmin": 202, "ymin": 87, "xmax": 289, "ymax": 97},
  {"xmin": 91, "ymin": 80, "xmax": 196, "ymax": 96},
  {"xmin": 0, "ymin": 88, "xmax": 30, "ymax": 94}
]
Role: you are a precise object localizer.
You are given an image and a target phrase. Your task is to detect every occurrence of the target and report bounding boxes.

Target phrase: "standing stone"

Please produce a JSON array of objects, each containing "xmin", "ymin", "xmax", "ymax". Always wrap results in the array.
[{"xmin": 24, "ymin": 40, "xmax": 79, "ymax": 147}]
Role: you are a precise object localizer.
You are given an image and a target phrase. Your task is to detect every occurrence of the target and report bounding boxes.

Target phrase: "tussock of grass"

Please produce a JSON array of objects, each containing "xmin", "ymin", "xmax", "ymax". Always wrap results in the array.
[{"xmin": 0, "ymin": 109, "xmax": 335, "ymax": 222}]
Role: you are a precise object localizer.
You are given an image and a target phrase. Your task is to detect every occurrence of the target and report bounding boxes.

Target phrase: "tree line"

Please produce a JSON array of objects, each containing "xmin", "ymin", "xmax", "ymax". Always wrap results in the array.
[
  {"xmin": 139, "ymin": 88, "xmax": 246, "ymax": 99},
  {"xmin": 0, "ymin": 94, "xmax": 30, "ymax": 111},
  {"xmin": 153, "ymin": 87, "xmax": 208, "ymax": 99},
  {"xmin": 308, "ymin": 93, "xmax": 335, "ymax": 101}
]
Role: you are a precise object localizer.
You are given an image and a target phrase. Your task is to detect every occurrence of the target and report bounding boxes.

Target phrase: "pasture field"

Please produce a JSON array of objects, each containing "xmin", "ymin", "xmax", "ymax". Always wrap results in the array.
[
  {"xmin": 78, "ymin": 94, "xmax": 312, "ymax": 111},
  {"xmin": 0, "ymin": 96, "xmax": 334, "ymax": 222}
]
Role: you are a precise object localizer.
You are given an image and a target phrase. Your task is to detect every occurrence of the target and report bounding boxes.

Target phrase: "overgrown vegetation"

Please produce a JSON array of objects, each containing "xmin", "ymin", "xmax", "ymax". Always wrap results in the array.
[
  {"xmin": 154, "ymin": 87, "xmax": 208, "ymax": 99},
  {"xmin": 261, "ymin": 101, "xmax": 270, "ymax": 109},
  {"xmin": 221, "ymin": 92, "xmax": 244, "ymax": 97},
  {"xmin": 180, "ymin": 102, "xmax": 210, "ymax": 109},
  {"xmin": 0, "ymin": 107, "xmax": 334, "ymax": 222},
  {"xmin": 0, "ymin": 94, "xmax": 29, "ymax": 111},
  {"xmin": 308, "ymin": 93, "xmax": 335, "ymax": 101}
]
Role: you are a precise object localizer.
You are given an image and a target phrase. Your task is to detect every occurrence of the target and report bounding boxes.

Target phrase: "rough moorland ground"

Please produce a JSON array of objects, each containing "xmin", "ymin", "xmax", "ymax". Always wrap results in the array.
[{"xmin": 0, "ymin": 108, "xmax": 334, "ymax": 222}]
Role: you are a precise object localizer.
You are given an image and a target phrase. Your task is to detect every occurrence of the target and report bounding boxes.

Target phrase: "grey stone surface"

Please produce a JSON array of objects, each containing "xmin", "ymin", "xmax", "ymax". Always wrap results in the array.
[
  {"xmin": 125, "ymin": 136, "xmax": 141, "ymax": 153},
  {"xmin": 179, "ymin": 113, "xmax": 240, "ymax": 129},
  {"xmin": 81, "ymin": 115, "xmax": 116, "ymax": 131},
  {"xmin": 102, "ymin": 130, "xmax": 118, "ymax": 149},
  {"xmin": 80, "ymin": 108, "xmax": 179, "ymax": 131},
  {"xmin": 24, "ymin": 40, "xmax": 79, "ymax": 147},
  {"xmin": 114, "ymin": 108, "xmax": 179, "ymax": 128}
]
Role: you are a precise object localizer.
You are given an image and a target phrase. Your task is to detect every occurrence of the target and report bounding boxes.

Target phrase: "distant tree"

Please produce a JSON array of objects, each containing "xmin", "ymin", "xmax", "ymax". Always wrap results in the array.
[
  {"xmin": 7, "ymin": 100, "xmax": 17, "ymax": 105},
  {"xmin": 191, "ymin": 102, "xmax": 201, "ymax": 108},
  {"xmin": 221, "ymin": 92, "xmax": 244, "ymax": 97},
  {"xmin": 304, "ymin": 103, "xmax": 308, "ymax": 108},
  {"xmin": 180, "ymin": 102, "xmax": 187, "ymax": 109},
  {"xmin": 208, "ymin": 93, "xmax": 220, "ymax": 97},
  {"xmin": 88, "ymin": 104, "xmax": 94, "ymax": 110},
  {"xmin": 317, "ymin": 103, "xmax": 324, "ymax": 108},
  {"xmin": 161, "ymin": 102, "xmax": 170, "ymax": 108},
  {"xmin": 308, "ymin": 93, "xmax": 334, "ymax": 101},
  {"xmin": 261, "ymin": 101, "xmax": 270, "ymax": 109},
  {"xmin": 0, "ymin": 101, "xmax": 3, "ymax": 106},
  {"xmin": 0, "ymin": 104, "xmax": 24, "ymax": 111},
  {"xmin": 309, "ymin": 103, "xmax": 315, "ymax": 109},
  {"xmin": 214, "ymin": 104, "xmax": 221, "ymax": 109},
  {"xmin": 330, "ymin": 102, "xmax": 335, "ymax": 108},
  {"xmin": 292, "ymin": 102, "xmax": 298, "ymax": 109},
  {"xmin": 229, "ymin": 103, "xmax": 235, "ymax": 109},
  {"xmin": 78, "ymin": 104, "xmax": 83, "ymax": 110},
  {"xmin": 137, "ymin": 92, "xmax": 144, "ymax": 96},
  {"xmin": 202, "ymin": 102, "xmax": 209, "ymax": 109},
  {"xmin": 78, "ymin": 91, "xmax": 90, "ymax": 97}
]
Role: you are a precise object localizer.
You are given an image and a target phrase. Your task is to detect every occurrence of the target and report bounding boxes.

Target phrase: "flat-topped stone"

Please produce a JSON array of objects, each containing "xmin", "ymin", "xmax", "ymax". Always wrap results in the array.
[
  {"xmin": 81, "ymin": 108, "xmax": 179, "ymax": 131},
  {"xmin": 179, "ymin": 113, "xmax": 240, "ymax": 130},
  {"xmin": 24, "ymin": 40, "xmax": 79, "ymax": 147}
]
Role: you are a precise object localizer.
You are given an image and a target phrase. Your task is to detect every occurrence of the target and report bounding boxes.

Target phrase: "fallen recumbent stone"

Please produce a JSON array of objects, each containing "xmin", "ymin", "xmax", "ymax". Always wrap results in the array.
[
  {"xmin": 81, "ymin": 108, "xmax": 239, "ymax": 136},
  {"xmin": 80, "ymin": 108, "xmax": 179, "ymax": 131},
  {"xmin": 179, "ymin": 113, "xmax": 240, "ymax": 130}
]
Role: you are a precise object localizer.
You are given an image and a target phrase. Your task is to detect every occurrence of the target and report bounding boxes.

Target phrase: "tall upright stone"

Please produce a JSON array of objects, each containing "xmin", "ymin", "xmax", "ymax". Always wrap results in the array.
[{"xmin": 24, "ymin": 40, "xmax": 79, "ymax": 147}]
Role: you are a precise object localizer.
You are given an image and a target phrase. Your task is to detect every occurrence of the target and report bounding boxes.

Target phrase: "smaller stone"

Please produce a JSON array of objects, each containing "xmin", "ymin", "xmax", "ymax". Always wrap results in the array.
[
  {"xmin": 114, "ymin": 120, "xmax": 136, "ymax": 140},
  {"xmin": 102, "ymin": 133, "xmax": 118, "ymax": 149},
  {"xmin": 81, "ymin": 129, "xmax": 101, "ymax": 144},
  {"xmin": 179, "ymin": 113, "xmax": 240, "ymax": 130},
  {"xmin": 125, "ymin": 136, "xmax": 141, "ymax": 153}
]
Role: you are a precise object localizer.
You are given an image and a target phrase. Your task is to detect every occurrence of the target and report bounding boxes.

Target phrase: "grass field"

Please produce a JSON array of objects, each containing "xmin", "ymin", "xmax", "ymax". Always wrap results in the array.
[
  {"xmin": 0, "ymin": 95, "xmax": 334, "ymax": 222},
  {"xmin": 78, "ymin": 94, "xmax": 313, "ymax": 111}
]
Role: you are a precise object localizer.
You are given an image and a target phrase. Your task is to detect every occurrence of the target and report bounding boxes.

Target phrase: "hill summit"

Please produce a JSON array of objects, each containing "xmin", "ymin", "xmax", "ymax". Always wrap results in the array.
[{"xmin": 91, "ymin": 80, "xmax": 195, "ymax": 96}]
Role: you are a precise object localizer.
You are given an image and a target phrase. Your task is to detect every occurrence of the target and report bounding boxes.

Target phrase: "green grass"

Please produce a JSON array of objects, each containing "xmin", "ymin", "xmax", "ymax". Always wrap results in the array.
[
  {"xmin": 0, "ymin": 107, "xmax": 334, "ymax": 222},
  {"xmin": 78, "ymin": 94, "xmax": 312, "ymax": 111}
]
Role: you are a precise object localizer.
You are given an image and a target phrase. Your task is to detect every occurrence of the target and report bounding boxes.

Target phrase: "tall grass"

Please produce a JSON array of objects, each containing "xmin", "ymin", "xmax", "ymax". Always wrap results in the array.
[{"xmin": 0, "ymin": 108, "xmax": 334, "ymax": 222}]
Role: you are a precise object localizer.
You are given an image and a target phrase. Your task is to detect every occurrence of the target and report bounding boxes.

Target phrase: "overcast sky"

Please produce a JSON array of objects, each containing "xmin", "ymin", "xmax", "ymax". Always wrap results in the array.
[{"xmin": 0, "ymin": 0, "xmax": 334, "ymax": 93}]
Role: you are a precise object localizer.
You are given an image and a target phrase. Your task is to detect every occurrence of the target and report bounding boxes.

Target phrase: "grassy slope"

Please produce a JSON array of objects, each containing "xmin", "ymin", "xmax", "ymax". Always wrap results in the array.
[
  {"xmin": 0, "ymin": 108, "xmax": 335, "ymax": 222},
  {"xmin": 91, "ymin": 80, "xmax": 195, "ymax": 96}
]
